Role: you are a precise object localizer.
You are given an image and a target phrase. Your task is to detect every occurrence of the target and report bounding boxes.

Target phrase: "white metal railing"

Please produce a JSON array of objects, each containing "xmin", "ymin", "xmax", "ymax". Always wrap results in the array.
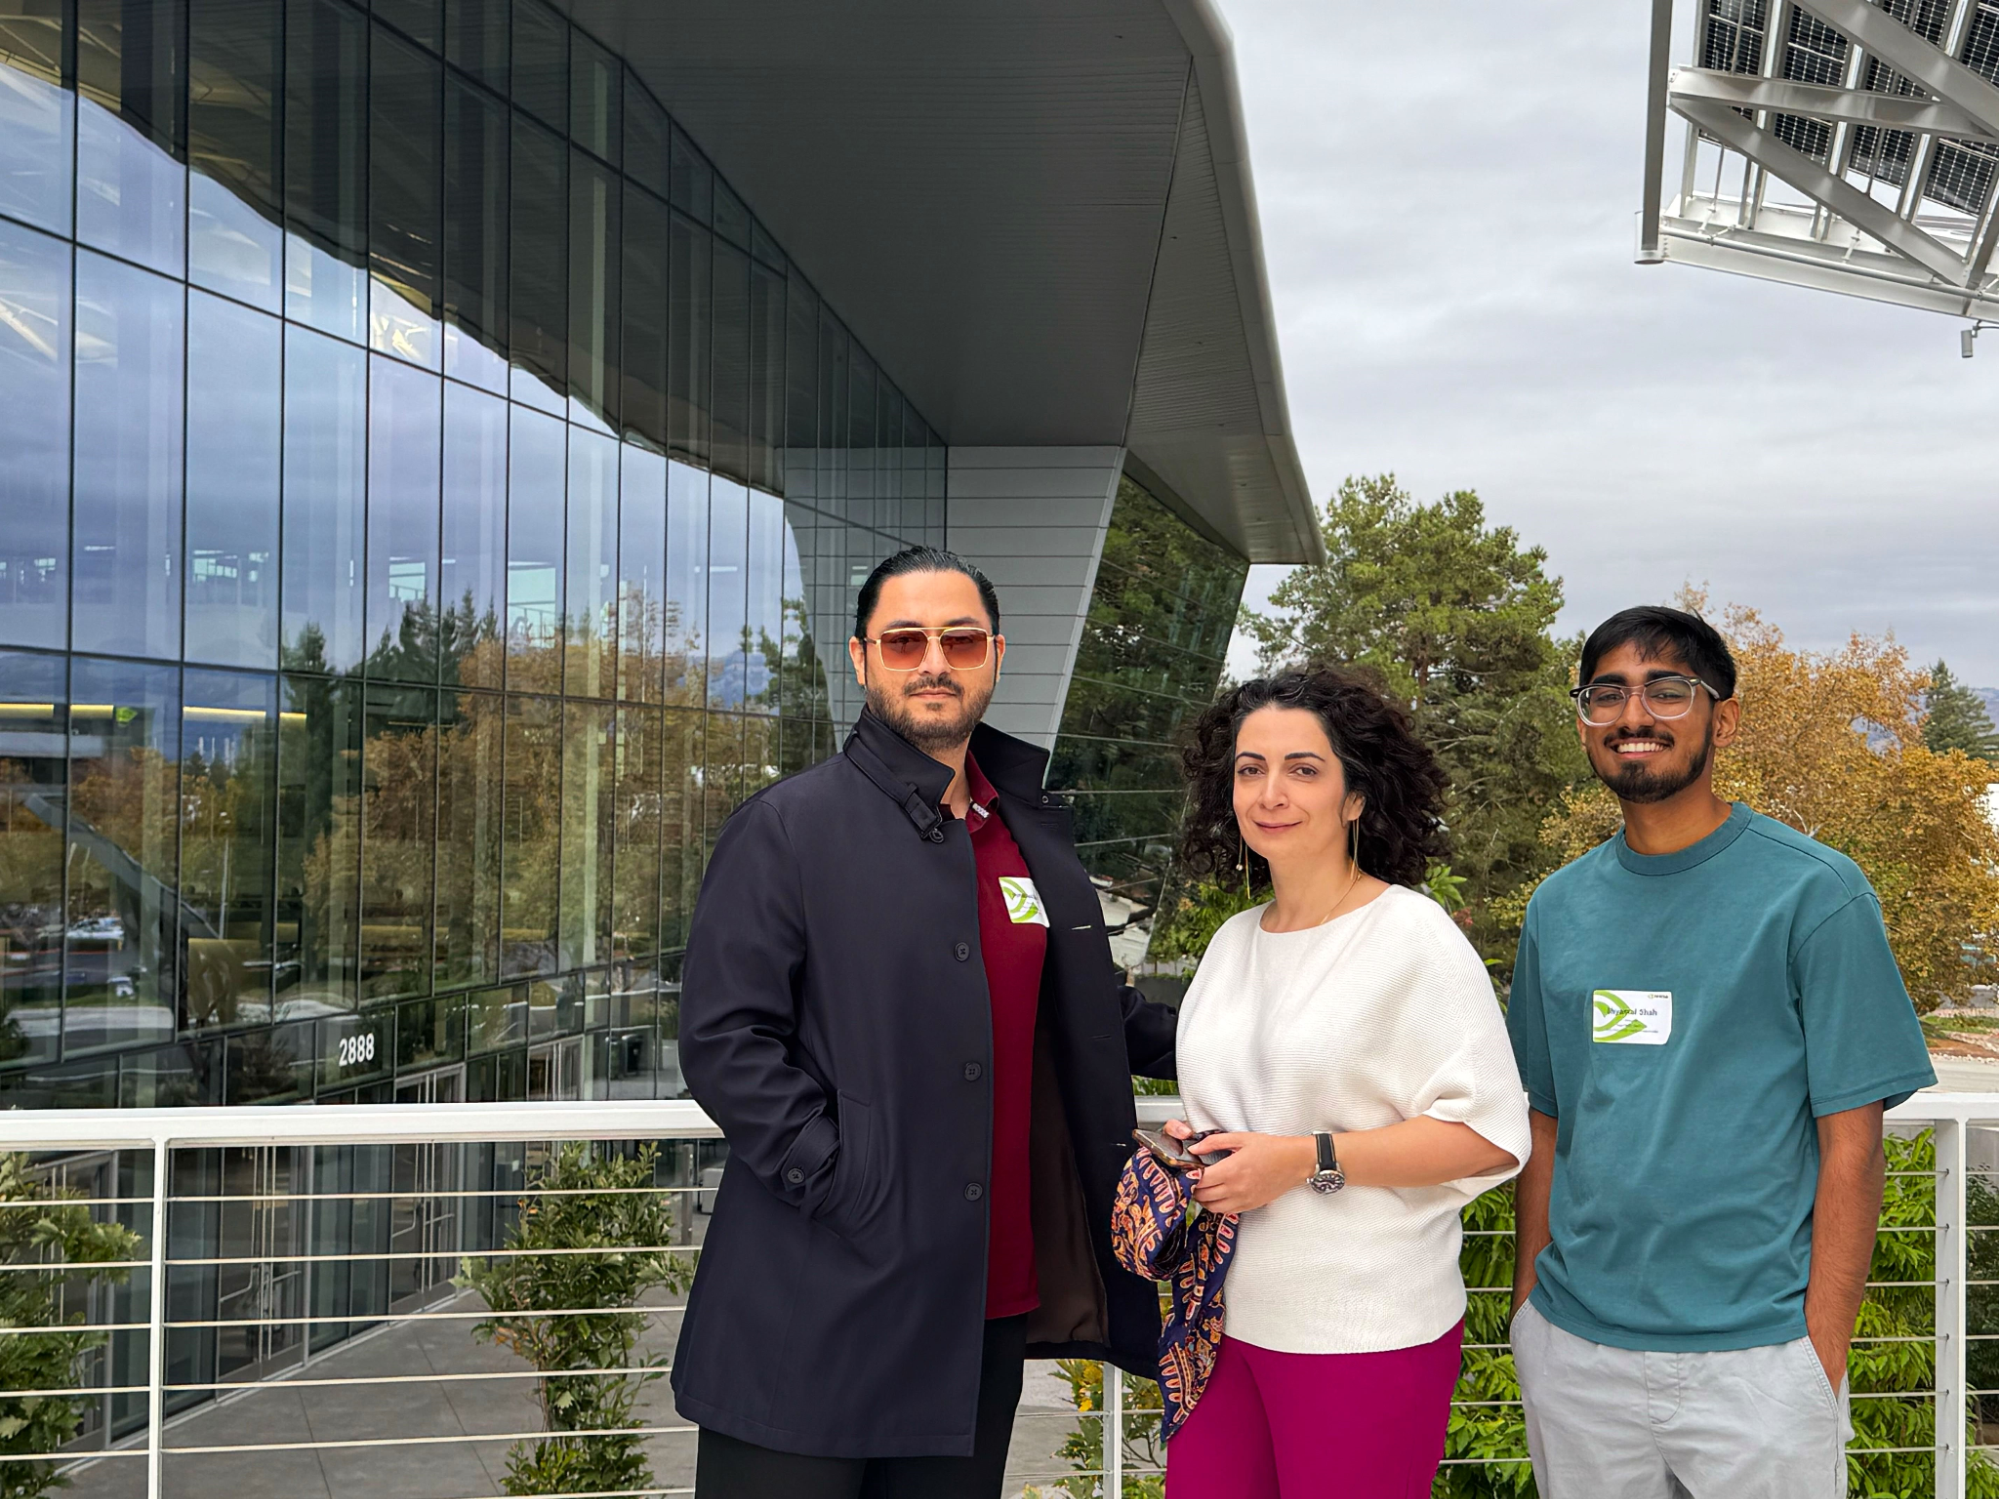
[{"xmin": 0, "ymin": 1093, "xmax": 1985, "ymax": 1499}]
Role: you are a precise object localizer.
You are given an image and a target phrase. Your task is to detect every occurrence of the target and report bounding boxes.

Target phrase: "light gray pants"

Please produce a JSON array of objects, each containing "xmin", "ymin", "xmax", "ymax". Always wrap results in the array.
[{"xmin": 1511, "ymin": 1299, "xmax": 1852, "ymax": 1498}]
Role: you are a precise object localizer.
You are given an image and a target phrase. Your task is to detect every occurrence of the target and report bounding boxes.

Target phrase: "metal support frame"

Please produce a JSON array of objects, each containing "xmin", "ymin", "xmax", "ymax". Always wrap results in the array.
[
  {"xmin": 1105, "ymin": 1365, "xmax": 1124, "ymax": 1496},
  {"xmin": 1936, "ymin": 1118, "xmax": 1969, "ymax": 1500},
  {"xmin": 1641, "ymin": 0, "xmax": 1999, "ymax": 320}
]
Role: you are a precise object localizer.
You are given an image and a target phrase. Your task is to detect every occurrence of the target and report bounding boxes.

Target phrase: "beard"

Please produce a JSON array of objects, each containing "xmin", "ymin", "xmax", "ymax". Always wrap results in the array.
[
  {"xmin": 1598, "ymin": 722, "xmax": 1713, "ymax": 804},
  {"xmin": 866, "ymin": 670, "xmax": 995, "ymax": 754}
]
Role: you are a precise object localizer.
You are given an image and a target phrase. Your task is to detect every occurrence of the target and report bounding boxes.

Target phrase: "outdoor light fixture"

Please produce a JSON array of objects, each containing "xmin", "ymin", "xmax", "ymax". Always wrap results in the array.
[{"xmin": 1962, "ymin": 321, "xmax": 1998, "ymax": 358}]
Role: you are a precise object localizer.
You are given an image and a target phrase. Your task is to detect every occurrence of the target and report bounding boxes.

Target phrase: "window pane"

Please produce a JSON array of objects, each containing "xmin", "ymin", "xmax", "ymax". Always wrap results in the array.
[
  {"xmin": 713, "ymin": 179, "xmax": 750, "ymax": 250},
  {"xmin": 558, "ymin": 700, "xmax": 611, "ymax": 969},
  {"xmin": 279, "ymin": 673, "xmax": 361, "ymax": 1011},
  {"xmin": 749, "ymin": 259, "xmax": 783, "ymax": 494},
  {"xmin": 0, "ymin": 221, "xmax": 69, "ymax": 651},
  {"xmin": 373, "ymin": 0, "xmax": 437, "ymax": 51},
  {"xmin": 568, "ymin": 150, "xmax": 619, "ymax": 428},
  {"xmin": 624, "ymin": 70, "xmax": 666, "ymax": 198},
  {"xmin": 564, "ymin": 427, "xmax": 616, "ymax": 698},
  {"xmin": 665, "ymin": 461, "xmax": 706, "ymax": 705},
  {"xmin": 440, "ymin": 382, "xmax": 506, "ymax": 689},
  {"xmin": 668, "ymin": 123, "xmax": 710, "ymax": 222},
  {"xmin": 711, "ymin": 241, "xmax": 748, "ymax": 483},
  {"xmin": 611, "ymin": 703, "xmax": 660, "ymax": 965},
  {"xmin": 73, "ymin": 253, "xmax": 183, "ymax": 662},
  {"xmin": 365, "ymin": 356, "xmax": 442, "ymax": 682},
  {"xmin": 435, "ymin": 687, "xmax": 500, "ymax": 988},
  {"xmin": 66, "ymin": 658, "xmax": 180, "ymax": 1054},
  {"xmin": 186, "ymin": 293, "xmax": 281, "ymax": 669},
  {"xmin": 360, "ymin": 684, "xmax": 435, "ymax": 1001},
  {"xmin": 285, "ymin": 0, "xmax": 368, "ymax": 343},
  {"xmin": 0, "ymin": 2, "xmax": 75, "ymax": 237},
  {"xmin": 617, "ymin": 444, "xmax": 665, "ymax": 703},
  {"xmin": 667, "ymin": 212, "xmax": 710, "ymax": 464},
  {"xmin": 818, "ymin": 311, "xmax": 847, "ymax": 524},
  {"xmin": 369, "ymin": 23, "xmax": 442, "ymax": 368},
  {"xmin": 501, "ymin": 694, "xmax": 558, "ymax": 977},
  {"xmin": 661, "ymin": 707, "xmax": 700, "ymax": 949},
  {"xmin": 745, "ymin": 488, "xmax": 782, "ymax": 715},
  {"xmin": 509, "ymin": 115, "xmax": 566, "ymax": 409},
  {"xmin": 76, "ymin": 0, "xmax": 187, "ymax": 275},
  {"xmin": 509, "ymin": 0, "xmax": 565, "ymax": 128},
  {"xmin": 181, "ymin": 669, "xmax": 277, "ymax": 1029},
  {"xmin": 621, "ymin": 186, "xmax": 667, "ymax": 451},
  {"xmin": 190, "ymin": 0, "xmax": 282, "ymax": 311},
  {"xmin": 928, "ymin": 433, "xmax": 946, "ymax": 545},
  {"xmin": 0, "ymin": 650, "xmax": 66, "ymax": 1064},
  {"xmin": 783, "ymin": 273, "xmax": 817, "ymax": 463},
  {"xmin": 779, "ymin": 507, "xmax": 826, "ymax": 723},
  {"xmin": 707, "ymin": 478, "xmax": 748, "ymax": 710},
  {"xmin": 570, "ymin": 31, "xmax": 617, "ymax": 164},
  {"xmin": 444, "ymin": 0, "xmax": 505, "ymax": 89},
  {"xmin": 442, "ymin": 75, "xmax": 508, "ymax": 393},
  {"xmin": 282, "ymin": 325, "xmax": 367, "ymax": 673},
  {"xmin": 505, "ymin": 405, "xmax": 565, "ymax": 692},
  {"xmin": 847, "ymin": 346, "xmax": 876, "ymax": 534}
]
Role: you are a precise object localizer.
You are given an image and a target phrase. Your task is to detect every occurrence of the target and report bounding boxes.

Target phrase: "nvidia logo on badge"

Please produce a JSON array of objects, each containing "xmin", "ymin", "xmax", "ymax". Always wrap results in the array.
[
  {"xmin": 998, "ymin": 876, "xmax": 1049, "ymax": 927},
  {"xmin": 1592, "ymin": 989, "xmax": 1673, "ymax": 1045}
]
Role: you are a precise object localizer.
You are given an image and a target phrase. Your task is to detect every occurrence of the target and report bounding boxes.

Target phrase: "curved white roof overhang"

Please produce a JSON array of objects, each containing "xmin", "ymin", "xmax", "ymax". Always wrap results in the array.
[{"xmin": 564, "ymin": 0, "xmax": 1322, "ymax": 565}]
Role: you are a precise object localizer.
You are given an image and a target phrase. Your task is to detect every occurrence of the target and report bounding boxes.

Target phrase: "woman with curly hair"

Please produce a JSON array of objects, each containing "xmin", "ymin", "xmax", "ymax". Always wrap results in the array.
[{"xmin": 1159, "ymin": 664, "xmax": 1530, "ymax": 1499}]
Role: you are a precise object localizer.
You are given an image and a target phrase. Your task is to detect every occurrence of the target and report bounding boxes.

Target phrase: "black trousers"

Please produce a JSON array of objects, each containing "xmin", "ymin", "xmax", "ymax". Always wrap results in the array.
[{"xmin": 694, "ymin": 1314, "xmax": 1027, "ymax": 1498}]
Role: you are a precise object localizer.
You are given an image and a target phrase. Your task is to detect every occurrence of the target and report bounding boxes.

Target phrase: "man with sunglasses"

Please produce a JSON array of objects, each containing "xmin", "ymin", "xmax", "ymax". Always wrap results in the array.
[
  {"xmin": 1504, "ymin": 605, "xmax": 1933, "ymax": 1498},
  {"xmin": 673, "ymin": 545, "xmax": 1178, "ymax": 1497}
]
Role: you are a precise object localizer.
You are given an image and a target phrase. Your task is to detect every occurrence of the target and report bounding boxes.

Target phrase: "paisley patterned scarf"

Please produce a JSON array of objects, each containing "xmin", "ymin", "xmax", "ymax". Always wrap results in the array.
[{"xmin": 1109, "ymin": 1144, "xmax": 1238, "ymax": 1440}]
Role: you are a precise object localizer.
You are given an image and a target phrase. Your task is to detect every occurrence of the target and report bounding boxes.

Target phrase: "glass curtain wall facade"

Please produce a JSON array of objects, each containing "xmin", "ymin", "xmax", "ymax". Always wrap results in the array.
[
  {"xmin": 0, "ymin": 0, "xmax": 944, "ymax": 1111},
  {"xmin": 1045, "ymin": 473, "xmax": 1248, "ymax": 965}
]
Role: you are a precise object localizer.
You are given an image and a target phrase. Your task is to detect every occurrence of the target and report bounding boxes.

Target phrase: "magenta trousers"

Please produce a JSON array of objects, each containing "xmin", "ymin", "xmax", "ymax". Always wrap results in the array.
[{"xmin": 1164, "ymin": 1322, "xmax": 1464, "ymax": 1499}]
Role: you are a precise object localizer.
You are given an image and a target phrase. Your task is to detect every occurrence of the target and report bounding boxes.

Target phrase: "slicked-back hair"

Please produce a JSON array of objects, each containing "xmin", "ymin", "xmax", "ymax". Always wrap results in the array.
[
  {"xmin": 853, "ymin": 546, "xmax": 1001, "ymax": 642},
  {"xmin": 1179, "ymin": 663, "xmax": 1451, "ymax": 891},
  {"xmin": 1579, "ymin": 606, "xmax": 1738, "ymax": 700}
]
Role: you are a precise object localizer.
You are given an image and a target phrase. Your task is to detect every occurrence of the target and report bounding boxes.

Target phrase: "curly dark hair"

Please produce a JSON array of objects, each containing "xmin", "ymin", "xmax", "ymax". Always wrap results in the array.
[{"xmin": 1179, "ymin": 663, "xmax": 1451, "ymax": 891}]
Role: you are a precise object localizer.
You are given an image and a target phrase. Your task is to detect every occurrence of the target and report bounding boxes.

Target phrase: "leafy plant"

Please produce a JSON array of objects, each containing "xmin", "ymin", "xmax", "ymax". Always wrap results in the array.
[
  {"xmin": 1039, "ymin": 1358, "xmax": 1165, "ymax": 1497},
  {"xmin": 0, "ymin": 1152, "xmax": 141, "ymax": 1498},
  {"xmin": 455, "ymin": 1143, "xmax": 691, "ymax": 1497}
]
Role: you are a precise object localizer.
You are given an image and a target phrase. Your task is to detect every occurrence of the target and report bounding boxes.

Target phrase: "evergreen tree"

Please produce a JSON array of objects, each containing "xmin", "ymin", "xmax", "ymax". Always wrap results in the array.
[
  {"xmin": 1242, "ymin": 474, "xmax": 1586, "ymax": 963},
  {"xmin": 1923, "ymin": 659, "xmax": 1999, "ymax": 764}
]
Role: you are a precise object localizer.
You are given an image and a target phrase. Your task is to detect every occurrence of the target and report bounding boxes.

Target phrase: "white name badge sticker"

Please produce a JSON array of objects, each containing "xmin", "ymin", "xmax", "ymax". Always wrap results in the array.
[
  {"xmin": 1592, "ymin": 989, "xmax": 1672, "ymax": 1045},
  {"xmin": 998, "ymin": 876, "xmax": 1050, "ymax": 927}
]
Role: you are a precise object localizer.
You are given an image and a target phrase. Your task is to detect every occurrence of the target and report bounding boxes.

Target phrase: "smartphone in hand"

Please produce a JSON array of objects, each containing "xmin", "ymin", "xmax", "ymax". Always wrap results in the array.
[{"xmin": 1132, "ymin": 1127, "xmax": 1224, "ymax": 1171}]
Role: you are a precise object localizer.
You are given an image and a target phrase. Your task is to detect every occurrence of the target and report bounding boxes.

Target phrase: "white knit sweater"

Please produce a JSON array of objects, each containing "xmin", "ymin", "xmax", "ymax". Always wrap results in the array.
[{"xmin": 1176, "ymin": 884, "xmax": 1531, "ymax": 1354}]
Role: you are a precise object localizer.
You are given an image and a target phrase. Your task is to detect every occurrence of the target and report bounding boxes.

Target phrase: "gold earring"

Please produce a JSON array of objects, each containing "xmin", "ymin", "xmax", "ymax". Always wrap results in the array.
[{"xmin": 1349, "ymin": 814, "xmax": 1361, "ymax": 875}]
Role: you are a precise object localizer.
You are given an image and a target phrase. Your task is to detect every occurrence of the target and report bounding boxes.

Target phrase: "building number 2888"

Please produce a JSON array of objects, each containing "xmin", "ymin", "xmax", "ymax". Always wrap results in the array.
[{"xmin": 337, "ymin": 1033, "xmax": 378, "ymax": 1068}]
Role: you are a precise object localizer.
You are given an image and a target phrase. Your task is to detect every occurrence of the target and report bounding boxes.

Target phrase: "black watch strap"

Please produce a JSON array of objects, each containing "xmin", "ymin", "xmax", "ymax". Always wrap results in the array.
[{"xmin": 1314, "ymin": 1130, "xmax": 1337, "ymax": 1175}]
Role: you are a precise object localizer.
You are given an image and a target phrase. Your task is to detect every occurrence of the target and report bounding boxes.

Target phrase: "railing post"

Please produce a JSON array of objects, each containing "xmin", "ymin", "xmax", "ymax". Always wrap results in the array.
[
  {"xmin": 146, "ymin": 1135, "xmax": 169, "ymax": 1500},
  {"xmin": 1938, "ymin": 1117, "xmax": 1969, "ymax": 1500},
  {"xmin": 1104, "ymin": 1360, "xmax": 1123, "ymax": 1498}
]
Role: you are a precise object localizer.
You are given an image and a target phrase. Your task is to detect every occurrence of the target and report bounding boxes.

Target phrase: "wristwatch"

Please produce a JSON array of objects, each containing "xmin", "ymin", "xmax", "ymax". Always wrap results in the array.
[{"xmin": 1308, "ymin": 1131, "xmax": 1345, "ymax": 1195}]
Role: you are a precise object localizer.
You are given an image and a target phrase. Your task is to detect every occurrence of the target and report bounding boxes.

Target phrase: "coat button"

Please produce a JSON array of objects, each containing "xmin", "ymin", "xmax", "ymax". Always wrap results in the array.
[
  {"xmin": 928, "ymin": 827, "xmax": 944, "ymax": 843},
  {"xmin": 785, "ymin": 1168, "xmax": 804, "ymax": 1185},
  {"xmin": 954, "ymin": 941, "xmax": 970, "ymax": 962},
  {"xmin": 964, "ymin": 1182, "xmax": 984, "ymax": 1201},
  {"xmin": 963, "ymin": 1061, "xmax": 983, "ymax": 1081}
]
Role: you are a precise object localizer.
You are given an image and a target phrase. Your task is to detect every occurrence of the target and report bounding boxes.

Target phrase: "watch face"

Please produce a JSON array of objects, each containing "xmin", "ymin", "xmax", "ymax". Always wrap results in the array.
[{"xmin": 1309, "ymin": 1169, "xmax": 1345, "ymax": 1196}]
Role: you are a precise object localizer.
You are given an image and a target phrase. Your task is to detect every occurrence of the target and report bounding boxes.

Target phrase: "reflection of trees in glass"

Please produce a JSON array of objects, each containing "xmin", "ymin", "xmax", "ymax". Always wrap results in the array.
[{"xmin": 1047, "ymin": 477, "xmax": 1247, "ymax": 946}]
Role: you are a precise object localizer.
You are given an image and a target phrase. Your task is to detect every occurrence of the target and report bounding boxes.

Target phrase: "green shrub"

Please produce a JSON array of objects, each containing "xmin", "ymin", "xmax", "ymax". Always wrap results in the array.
[
  {"xmin": 0, "ymin": 1152, "xmax": 141, "ymax": 1499},
  {"xmin": 455, "ymin": 1143, "xmax": 692, "ymax": 1497}
]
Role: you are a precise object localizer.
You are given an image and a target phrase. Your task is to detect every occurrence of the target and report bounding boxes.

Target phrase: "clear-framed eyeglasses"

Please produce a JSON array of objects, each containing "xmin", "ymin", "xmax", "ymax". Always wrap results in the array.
[{"xmin": 1568, "ymin": 674, "xmax": 1720, "ymax": 726}]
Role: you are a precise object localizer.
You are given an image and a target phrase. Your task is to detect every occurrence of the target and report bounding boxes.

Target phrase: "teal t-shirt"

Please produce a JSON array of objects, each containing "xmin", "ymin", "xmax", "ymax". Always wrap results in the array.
[{"xmin": 1506, "ymin": 802, "xmax": 1935, "ymax": 1352}]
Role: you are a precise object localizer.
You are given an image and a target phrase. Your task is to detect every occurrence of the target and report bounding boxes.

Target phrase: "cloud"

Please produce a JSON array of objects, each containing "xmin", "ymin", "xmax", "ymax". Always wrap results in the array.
[{"xmin": 1219, "ymin": 0, "xmax": 1999, "ymax": 685}]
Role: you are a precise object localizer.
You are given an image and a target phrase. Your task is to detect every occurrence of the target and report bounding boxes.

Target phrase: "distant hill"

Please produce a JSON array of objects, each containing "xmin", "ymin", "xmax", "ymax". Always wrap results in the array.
[{"xmin": 1981, "ymin": 687, "xmax": 1999, "ymax": 724}]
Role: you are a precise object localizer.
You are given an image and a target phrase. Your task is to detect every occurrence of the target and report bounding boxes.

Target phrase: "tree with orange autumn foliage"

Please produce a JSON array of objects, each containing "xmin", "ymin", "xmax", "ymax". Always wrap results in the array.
[{"xmin": 1521, "ymin": 597, "xmax": 1999, "ymax": 1010}]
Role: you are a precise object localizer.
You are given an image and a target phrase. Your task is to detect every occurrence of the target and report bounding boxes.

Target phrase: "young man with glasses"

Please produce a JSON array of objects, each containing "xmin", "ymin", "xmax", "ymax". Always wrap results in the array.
[
  {"xmin": 1505, "ymin": 605, "xmax": 1933, "ymax": 1499},
  {"xmin": 673, "ymin": 545, "xmax": 1178, "ymax": 1497}
]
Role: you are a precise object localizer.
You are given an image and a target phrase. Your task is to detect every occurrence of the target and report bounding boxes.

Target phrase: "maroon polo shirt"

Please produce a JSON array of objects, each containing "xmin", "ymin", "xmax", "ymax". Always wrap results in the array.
[{"xmin": 963, "ymin": 754, "xmax": 1048, "ymax": 1320}]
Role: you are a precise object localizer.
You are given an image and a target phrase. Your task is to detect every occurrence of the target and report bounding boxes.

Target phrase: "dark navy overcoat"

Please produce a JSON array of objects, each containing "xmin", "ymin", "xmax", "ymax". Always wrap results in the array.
[{"xmin": 670, "ymin": 710, "xmax": 1177, "ymax": 1458}]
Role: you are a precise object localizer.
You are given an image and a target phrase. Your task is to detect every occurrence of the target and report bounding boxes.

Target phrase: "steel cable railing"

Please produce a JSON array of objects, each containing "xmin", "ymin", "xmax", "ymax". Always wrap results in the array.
[{"xmin": 0, "ymin": 1094, "xmax": 1984, "ymax": 1498}]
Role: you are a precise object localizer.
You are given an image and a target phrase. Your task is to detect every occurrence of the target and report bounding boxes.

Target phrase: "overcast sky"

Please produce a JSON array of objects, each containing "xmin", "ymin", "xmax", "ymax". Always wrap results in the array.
[{"xmin": 1215, "ymin": 0, "xmax": 1999, "ymax": 688}]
